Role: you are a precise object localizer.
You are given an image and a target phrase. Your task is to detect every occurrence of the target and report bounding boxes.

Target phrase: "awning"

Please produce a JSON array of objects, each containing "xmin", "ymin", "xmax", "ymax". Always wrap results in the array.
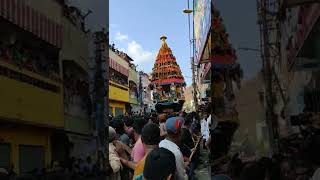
[
  {"xmin": 109, "ymin": 57, "xmax": 129, "ymax": 77},
  {"xmin": 0, "ymin": 0, "xmax": 63, "ymax": 48}
]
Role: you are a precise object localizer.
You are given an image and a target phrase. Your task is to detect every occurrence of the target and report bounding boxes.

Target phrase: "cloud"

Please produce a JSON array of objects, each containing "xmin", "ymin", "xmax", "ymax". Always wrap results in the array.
[
  {"xmin": 110, "ymin": 23, "xmax": 118, "ymax": 28},
  {"xmin": 111, "ymin": 31, "xmax": 154, "ymax": 65},
  {"xmin": 126, "ymin": 41, "xmax": 154, "ymax": 64},
  {"xmin": 115, "ymin": 32, "xmax": 128, "ymax": 41}
]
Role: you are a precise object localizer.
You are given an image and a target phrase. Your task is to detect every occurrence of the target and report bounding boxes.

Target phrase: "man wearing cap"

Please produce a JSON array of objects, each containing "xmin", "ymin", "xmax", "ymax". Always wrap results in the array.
[{"xmin": 159, "ymin": 117, "xmax": 188, "ymax": 180}]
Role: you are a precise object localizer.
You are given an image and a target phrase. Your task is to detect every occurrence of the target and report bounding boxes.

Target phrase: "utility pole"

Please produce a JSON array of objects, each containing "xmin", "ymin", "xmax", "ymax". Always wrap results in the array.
[
  {"xmin": 94, "ymin": 30, "xmax": 108, "ymax": 169},
  {"xmin": 191, "ymin": 57, "xmax": 198, "ymax": 110},
  {"xmin": 257, "ymin": 0, "xmax": 280, "ymax": 154},
  {"xmin": 189, "ymin": 0, "xmax": 198, "ymax": 110},
  {"xmin": 183, "ymin": 0, "xmax": 198, "ymax": 110}
]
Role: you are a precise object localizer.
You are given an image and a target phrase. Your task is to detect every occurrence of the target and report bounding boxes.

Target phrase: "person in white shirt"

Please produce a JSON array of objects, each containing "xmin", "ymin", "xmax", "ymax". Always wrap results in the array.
[
  {"xmin": 200, "ymin": 112, "xmax": 210, "ymax": 146},
  {"xmin": 159, "ymin": 117, "xmax": 188, "ymax": 180}
]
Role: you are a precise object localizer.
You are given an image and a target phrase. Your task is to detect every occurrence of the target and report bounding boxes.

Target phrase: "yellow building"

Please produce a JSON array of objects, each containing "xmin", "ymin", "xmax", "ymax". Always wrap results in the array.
[
  {"xmin": 0, "ymin": 0, "xmax": 64, "ymax": 173},
  {"xmin": 108, "ymin": 48, "xmax": 130, "ymax": 116}
]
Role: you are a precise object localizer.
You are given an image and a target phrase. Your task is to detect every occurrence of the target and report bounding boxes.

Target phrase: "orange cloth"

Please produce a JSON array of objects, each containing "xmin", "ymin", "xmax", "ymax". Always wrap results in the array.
[{"xmin": 133, "ymin": 156, "xmax": 146, "ymax": 180}]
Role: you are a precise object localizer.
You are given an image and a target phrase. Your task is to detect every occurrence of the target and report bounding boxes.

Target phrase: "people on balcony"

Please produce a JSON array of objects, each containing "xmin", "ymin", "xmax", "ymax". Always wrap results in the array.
[
  {"xmin": 0, "ymin": 40, "xmax": 60, "ymax": 81},
  {"xmin": 110, "ymin": 69, "xmax": 128, "ymax": 87}
]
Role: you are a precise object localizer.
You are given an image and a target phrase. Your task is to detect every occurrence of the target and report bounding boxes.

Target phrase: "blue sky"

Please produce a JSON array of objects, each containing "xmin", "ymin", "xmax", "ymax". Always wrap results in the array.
[{"xmin": 109, "ymin": 0, "xmax": 193, "ymax": 84}]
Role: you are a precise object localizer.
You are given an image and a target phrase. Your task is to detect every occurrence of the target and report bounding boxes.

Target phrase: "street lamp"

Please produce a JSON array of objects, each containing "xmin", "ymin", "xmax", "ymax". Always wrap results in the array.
[{"xmin": 183, "ymin": 9, "xmax": 193, "ymax": 14}]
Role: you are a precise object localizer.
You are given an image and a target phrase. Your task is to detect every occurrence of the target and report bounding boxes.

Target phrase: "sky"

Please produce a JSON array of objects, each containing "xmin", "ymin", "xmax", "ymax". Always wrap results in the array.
[
  {"xmin": 71, "ymin": 0, "xmax": 262, "ymax": 85},
  {"xmin": 109, "ymin": 0, "xmax": 192, "ymax": 84}
]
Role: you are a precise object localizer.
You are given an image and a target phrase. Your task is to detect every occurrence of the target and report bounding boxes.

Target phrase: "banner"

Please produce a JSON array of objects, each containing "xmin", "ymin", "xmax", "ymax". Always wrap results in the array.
[{"xmin": 194, "ymin": 0, "xmax": 211, "ymax": 63}]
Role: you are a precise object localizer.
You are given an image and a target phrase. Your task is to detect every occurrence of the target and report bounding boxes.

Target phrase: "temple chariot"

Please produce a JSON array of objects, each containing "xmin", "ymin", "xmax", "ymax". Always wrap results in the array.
[{"xmin": 150, "ymin": 36, "xmax": 186, "ymax": 113}]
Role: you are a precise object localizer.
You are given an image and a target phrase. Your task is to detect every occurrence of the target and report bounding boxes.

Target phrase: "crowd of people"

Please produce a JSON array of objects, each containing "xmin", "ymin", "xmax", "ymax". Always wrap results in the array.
[
  {"xmin": 0, "ymin": 40, "xmax": 60, "ymax": 81},
  {"xmin": 107, "ymin": 112, "xmax": 202, "ymax": 180},
  {"xmin": 107, "ymin": 105, "xmax": 320, "ymax": 180},
  {"xmin": 0, "ymin": 155, "xmax": 104, "ymax": 180}
]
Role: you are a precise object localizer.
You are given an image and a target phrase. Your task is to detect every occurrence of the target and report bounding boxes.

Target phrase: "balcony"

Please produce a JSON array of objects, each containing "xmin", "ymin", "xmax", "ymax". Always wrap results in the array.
[
  {"xmin": 0, "ymin": 60, "xmax": 64, "ymax": 128},
  {"xmin": 63, "ymin": 60, "xmax": 91, "ymax": 135},
  {"xmin": 109, "ymin": 81, "xmax": 129, "ymax": 103}
]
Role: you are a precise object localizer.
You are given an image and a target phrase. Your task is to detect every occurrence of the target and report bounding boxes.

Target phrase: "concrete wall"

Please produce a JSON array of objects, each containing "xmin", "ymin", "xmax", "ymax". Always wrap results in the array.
[
  {"xmin": 129, "ymin": 66, "xmax": 138, "ymax": 83},
  {"xmin": 60, "ymin": 19, "xmax": 89, "ymax": 72},
  {"xmin": 27, "ymin": 0, "xmax": 63, "ymax": 24},
  {"xmin": 233, "ymin": 73, "xmax": 269, "ymax": 156}
]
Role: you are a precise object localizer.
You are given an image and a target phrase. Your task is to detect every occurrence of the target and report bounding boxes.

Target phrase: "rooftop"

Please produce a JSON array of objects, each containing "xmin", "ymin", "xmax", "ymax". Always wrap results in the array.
[{"xmin": 109, "ymin": 44, "xmax": 134, "ymax": 62}]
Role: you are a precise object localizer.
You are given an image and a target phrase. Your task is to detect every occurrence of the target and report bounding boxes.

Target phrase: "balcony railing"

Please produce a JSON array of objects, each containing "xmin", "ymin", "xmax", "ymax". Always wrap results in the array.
[{"xmin": 109, "ymin": 81, "xmax": 129, "ymax": 103}]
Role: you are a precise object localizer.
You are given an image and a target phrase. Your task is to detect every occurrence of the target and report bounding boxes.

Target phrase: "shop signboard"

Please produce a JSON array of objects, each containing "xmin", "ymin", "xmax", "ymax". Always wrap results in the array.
[{"xmin": 194, "ymin": 0, "xmax": 211, "ymax": 64}]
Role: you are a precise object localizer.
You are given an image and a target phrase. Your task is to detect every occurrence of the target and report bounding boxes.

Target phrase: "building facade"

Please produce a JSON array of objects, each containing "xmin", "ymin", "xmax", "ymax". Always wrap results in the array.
[
  {"xmin": 274, "ymin": 2, "xmax": 320, "ymax": 136},
  {"xmin": 183, "ymin": 86, "xmax": 195, "ymax": 112},
  {"xmin": 0, "ymin": 0, "xmax": 99, "ymax": 173},
  {"xmin": 129, "ymin": 63, "xmax": 139, "ymax": 114},
  {"xmin": 58, "ymin": 4, "xmax": 95, "ymax": 161},
  {"xmin": 0, "ymin": 0, "xmax": 65, "ymax": 173},
  {"xmin": 108, "ymin": 46, "xmax": 130, "ymax": 117},
  {"xmin": 138, "ymin": 71, "xmax": 153, "ymax": 114}
]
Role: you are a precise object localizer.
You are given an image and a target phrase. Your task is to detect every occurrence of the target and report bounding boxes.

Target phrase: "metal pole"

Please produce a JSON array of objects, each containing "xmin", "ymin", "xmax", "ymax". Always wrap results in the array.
[
  {"xmin": 94, "ymin": 30, "xmax": 108, "ymax": 169},
  {"xmin": 189, "ymin": 0, "xmax": 198, "ymax": 110}
]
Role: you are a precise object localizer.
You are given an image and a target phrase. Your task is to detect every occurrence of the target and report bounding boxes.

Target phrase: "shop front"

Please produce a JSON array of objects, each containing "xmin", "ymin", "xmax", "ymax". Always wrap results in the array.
[
  {"xmin": 0, "ymin": 125, "xmax": 51, "ymax": 174},
  {"xmin": 109, "ymin": 81, "xmax": 129, "ymax": 117}
]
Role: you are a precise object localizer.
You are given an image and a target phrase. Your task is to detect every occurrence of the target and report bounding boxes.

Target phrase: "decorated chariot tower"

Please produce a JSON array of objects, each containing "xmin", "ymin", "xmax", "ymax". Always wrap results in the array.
[{"xmin": 150, "ymin": 36, "xmax": 186, "ymax": 113}]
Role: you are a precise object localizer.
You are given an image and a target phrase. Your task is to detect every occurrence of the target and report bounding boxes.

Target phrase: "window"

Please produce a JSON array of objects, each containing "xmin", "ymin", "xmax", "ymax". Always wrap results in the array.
[
  {"xmin": 115, "ymin": 107, "xmax": 124, "ymax": 116},
  {"xmin": 19, "ymin": 145, "xmax": 45, "ymax": 173},
  {"xmin": 0, "ymin": 143, "xmax": 10, "ymax": 169}
]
